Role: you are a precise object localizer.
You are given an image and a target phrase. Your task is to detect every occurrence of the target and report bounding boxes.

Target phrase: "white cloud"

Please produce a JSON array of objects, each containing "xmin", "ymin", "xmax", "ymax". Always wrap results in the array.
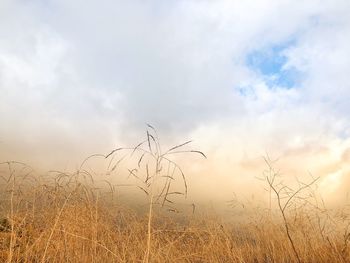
[{"xmin": 0, "ymin": 0, "xmax": 350, "ymax": 202}]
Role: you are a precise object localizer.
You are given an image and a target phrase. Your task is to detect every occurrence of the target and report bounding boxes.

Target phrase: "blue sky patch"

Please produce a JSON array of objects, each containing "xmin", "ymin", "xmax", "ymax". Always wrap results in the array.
[{"xmin": 246, "ymin": 43, "xmax": 300, "ymax": 89}]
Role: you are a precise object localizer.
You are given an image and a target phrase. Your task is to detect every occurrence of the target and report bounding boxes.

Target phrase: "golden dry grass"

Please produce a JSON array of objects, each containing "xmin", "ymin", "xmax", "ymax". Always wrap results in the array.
[
  {"xmin": 0, "ymin": 129, "xmax": 349, "ymax": 263},
  {"xmin": 0, "ymin": 165, "xmax": 349, "ymax": 263}
]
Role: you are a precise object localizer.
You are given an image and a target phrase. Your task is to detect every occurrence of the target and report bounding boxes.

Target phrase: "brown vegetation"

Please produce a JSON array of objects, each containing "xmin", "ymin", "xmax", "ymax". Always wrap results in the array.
[{"xmin": 0, "ymin": 129, "xmax": 349, "ymax": 262}]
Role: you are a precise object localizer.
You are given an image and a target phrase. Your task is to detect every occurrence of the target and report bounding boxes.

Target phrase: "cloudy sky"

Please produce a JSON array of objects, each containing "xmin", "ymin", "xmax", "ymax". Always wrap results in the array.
[{"xmin": 1, "ymin": 0, "xmax": 350, "ymax": 204}]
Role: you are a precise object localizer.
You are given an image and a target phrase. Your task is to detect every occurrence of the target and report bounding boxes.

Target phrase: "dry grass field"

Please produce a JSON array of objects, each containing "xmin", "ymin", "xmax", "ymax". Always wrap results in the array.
[
  {"xmin": 0, "ymin": 130, "xmax": 349, "ymax": 262},
  {"xmin": 0, "ymin": 165, "xmax": 349, "ymax": 263}
]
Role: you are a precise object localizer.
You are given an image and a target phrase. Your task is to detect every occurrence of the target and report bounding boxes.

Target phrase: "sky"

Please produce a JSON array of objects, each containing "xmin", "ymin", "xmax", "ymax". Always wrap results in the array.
[{"xmin": 1, "ymin": 0, "xmax": 350, "ymax": 205}]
